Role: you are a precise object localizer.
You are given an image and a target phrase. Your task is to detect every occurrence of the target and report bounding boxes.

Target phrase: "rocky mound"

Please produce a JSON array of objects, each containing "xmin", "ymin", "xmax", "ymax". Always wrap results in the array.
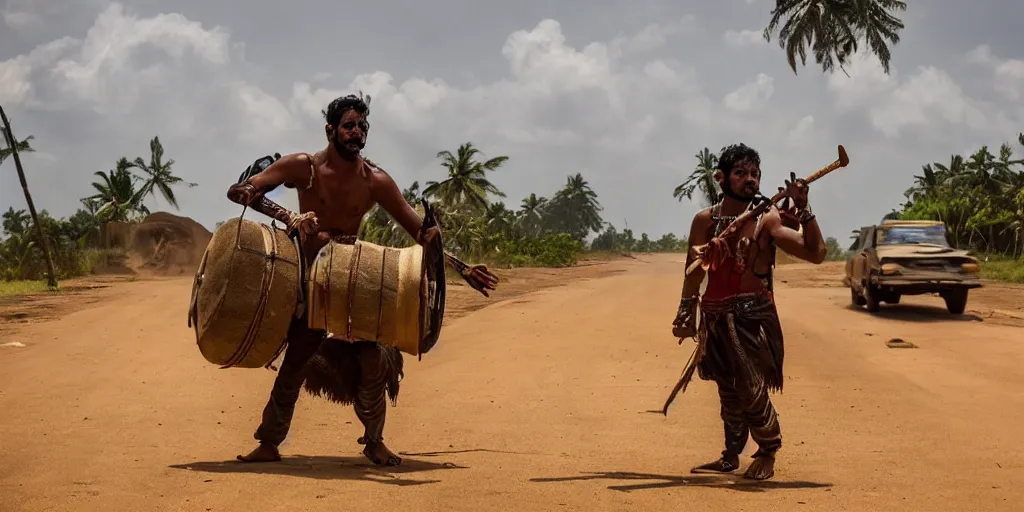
[{"xmin": 128, "ymin": 212, "xmax": 212, "ymax": 275}]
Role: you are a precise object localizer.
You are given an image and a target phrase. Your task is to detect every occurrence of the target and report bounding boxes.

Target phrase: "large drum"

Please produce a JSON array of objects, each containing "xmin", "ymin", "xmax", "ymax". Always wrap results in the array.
[
  {"xmin": 306, "ymin": 239, "xmax": 445, "ymax": 357},
  {"xmin": 187, "ymin": 217, "xmax": 302, "ymax": 368}
]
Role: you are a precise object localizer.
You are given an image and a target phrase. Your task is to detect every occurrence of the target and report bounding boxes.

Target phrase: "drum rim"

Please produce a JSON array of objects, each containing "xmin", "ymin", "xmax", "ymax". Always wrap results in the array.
[{"xmin": 416, "ymin": 229, "xmax": 446, "ymax": 356}]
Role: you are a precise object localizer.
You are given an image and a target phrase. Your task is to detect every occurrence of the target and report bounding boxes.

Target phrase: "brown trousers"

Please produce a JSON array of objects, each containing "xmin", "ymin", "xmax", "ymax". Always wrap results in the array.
[
  {"xmin": 697, "ymin": 292, "xmax": 784, "ymax": 459},
  {"xmin": 252, "ymin": 315, "xmax": 399, "ymax": 447},
  {"xmin": 714, "ymin": 372, "xmax": 782, "ymax": 459}
]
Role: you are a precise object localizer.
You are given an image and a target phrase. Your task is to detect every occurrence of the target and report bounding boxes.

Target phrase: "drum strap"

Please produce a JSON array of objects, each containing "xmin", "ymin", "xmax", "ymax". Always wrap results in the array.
[{"xmin": 302, "ymin": 153, "xmax": 316, "ymax": 190}]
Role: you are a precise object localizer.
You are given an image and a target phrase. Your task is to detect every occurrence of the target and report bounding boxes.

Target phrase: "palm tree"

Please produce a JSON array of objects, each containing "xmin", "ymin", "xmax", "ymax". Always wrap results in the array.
[
  {"xmin": 550, "ymin": 173, "xmax": 604, "ymax": 241},
  {"xmin": 960, "ymin": 146, "xmax": 1006, "ymax": 195},
  {"xmin": 358, "ymin": 181, "xmax": 422, "ymax": 247},
  {"xmin": 897, "ymin": 131, "xmax": 1024, "ymax": 255},
  {"xmin": 131, "ymin": 136, "xmax": 197, "ymax": 209},
  {"xmin": 932, "ymin": 154, "xmax": 965, "ymax": 185},
  {"xmin": 1, "ymin": 207, "xmax": 31, "ymax": 236},
  {"xmin": 402, "ymin": 181, "xmax": 421, "ymax": 204},
  {"xmin": 993, "ymin": 142, "xmax": 1024, "ymax": 182},
  {"xmin": 763, "ymin": 0, "xmax": 907, "ymax": 75},
  {"xmin": 0, "ymin": 209, "xmax": 39, "ymax": 281},
  {"xmin": 516, "ymin": 193, "xmax": 548, "ymax": 237},
  {"xmin": 0, "ymin": 106, "xmax": 57, "ymax": 288},
  {"xmin": 905, "ymin": 164, "xmax": 940, "ymax": 203},
  {"xmin": 423, "ymin": 142, "xmax": 508, "ymax": 212},
  {"xmin": 87, "ymin": 157, "xmax": 151, "ymax": 222},
  {"xmin": 0, "ymin": 134, "xmax": 34, "ymax": 166},
  {"xmin": 673, "ymin": 148, "xmax": 720, "ymax": 207},
  {"xmin": 484, "ymin": 202, "xmax": 516, "ymax": 237}
]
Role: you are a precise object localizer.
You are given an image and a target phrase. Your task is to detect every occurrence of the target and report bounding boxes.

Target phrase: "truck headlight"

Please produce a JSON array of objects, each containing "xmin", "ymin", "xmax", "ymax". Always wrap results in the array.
[
  {"xmin": 961, "ymin": 262, "xmax": 980, "ymax": 273},
  {"xmin": 881, "ymin": 263, "xmax": 902, "ymax": 275}
]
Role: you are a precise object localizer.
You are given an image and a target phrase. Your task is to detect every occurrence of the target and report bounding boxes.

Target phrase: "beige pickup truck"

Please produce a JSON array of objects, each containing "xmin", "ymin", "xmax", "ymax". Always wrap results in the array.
[{"xmin": 843, "ymin": 220, "xmax": 982, "ymax": 314}]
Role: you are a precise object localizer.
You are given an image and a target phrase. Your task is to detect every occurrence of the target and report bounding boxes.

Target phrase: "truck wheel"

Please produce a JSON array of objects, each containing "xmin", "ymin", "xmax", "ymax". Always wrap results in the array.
[
  {"xmin": 943, "ymin": 289, "xmax": 968, "ymax": 315},
  {"xmin": 863, "ymin": 283, "xmax": 881, "ymax": 312}
]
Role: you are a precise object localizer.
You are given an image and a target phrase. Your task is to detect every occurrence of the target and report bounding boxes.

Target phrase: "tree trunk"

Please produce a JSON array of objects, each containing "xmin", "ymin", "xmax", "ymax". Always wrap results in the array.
[{"xmin": 0, "ymin": 104, "xmax": 58, "ymax": 289}]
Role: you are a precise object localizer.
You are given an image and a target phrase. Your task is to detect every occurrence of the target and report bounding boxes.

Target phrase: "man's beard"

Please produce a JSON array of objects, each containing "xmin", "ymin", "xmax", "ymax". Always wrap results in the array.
[
  {"xmin": 721, "ymin": 182, "xmax": 758, "ymax": 203},
  {"xmin": 330, "ymin": 131, "xmax": 365, "ymax": 158}
]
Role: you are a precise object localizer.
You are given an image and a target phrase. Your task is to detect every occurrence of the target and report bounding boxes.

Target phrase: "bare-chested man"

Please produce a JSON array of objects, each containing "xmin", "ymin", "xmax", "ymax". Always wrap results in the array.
[
  {"xmin": 225, "ymin": 94, "xmax": 495, "ymax": 466},
  {"xmin": 671, "ymin": 143, "xmax": 826, "ymax": 480}
]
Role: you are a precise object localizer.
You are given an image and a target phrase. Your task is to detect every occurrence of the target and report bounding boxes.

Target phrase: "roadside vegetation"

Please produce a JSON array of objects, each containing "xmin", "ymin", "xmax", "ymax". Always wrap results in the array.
[
  {"xmin": 2, "ymin": 134, "xmax": 689, "ymax": 294},
  {"xmin": 886, "ymin": 132, "xmax": 1024, "ymax": 283}
]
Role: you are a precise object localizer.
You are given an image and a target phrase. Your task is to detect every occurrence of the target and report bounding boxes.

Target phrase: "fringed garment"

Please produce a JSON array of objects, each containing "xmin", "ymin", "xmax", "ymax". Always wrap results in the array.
[
  {"xmin": 696, "ymin": 291, "xmax": 784, "ymax": 393},
  {"xmin": 303, "ymin": 340, "xmax": 404, "ymax": 407}
]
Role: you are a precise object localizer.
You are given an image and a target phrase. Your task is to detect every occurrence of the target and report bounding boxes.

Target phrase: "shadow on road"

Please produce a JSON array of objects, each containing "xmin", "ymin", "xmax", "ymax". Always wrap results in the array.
[
  {"xmin": 530, "ymin": 471, "xmax": 832, "ymax": 493},
  {"xmin": 844, "ymin": 304, "xmax": 984, "ymax": 323},
  {"xmin": 401, "ymin": 448, "xmax": 546, "ymax": 457},
  {"xmin": 169, "ymin": 454, "xmax": 466, "ymax": 486}
]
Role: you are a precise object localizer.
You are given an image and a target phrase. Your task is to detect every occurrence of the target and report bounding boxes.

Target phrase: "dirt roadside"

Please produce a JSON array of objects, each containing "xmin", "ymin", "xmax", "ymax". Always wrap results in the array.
[{"xmin": 1, "ymin": 254, "xmax": 1022, "ymax": 512}]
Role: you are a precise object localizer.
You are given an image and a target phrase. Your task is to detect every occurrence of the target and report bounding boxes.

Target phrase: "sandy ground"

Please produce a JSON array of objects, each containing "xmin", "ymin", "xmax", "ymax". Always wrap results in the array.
[{"xmin": 1, "ymin": 255, "xmax": 1022, "ymax": 511}]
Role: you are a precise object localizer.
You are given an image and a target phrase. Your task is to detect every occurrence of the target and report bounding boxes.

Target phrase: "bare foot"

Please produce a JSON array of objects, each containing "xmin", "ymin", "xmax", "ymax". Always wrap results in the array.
[
  {"xmin": 743, "ymin": 455, "xmax": 775, "ymax": 480},
  {"xmin": 361, "ymin": 439, "xmax": 402, "ymax": 466},
  {"xmin": 236, "ymin": 443, "xmax": 281, "ymax": 463},
  {"xmin": 690, "ymin": 454, "xmax": 740, "ymax": 474}
]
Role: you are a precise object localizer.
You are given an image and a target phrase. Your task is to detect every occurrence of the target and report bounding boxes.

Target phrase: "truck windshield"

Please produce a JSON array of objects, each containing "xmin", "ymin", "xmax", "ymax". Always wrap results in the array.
[{"xmin": 878, "ymin": 225, "xmax": 950, "ymax": 246}]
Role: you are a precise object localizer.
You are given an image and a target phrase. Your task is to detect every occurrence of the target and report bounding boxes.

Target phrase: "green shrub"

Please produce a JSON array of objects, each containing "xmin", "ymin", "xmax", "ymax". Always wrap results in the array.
[{"xmin": 495, "ymin": 233, "xmax": 584, "ymax": 268}]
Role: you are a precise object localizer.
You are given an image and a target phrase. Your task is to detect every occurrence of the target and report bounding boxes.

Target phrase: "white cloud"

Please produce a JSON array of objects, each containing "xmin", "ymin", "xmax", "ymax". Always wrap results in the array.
[
  {"xmin": 966, "ymin": 45, "xmax": 995, "ymax": 65},
  {"xmin": 869, "ymin": 67, "xmax": 989, "ymax": 138},
  {"xmin": 0, "ymin": 2, "xmax": 306, "ymax": 218},
  {"xmin": 724, "ymin": 73, "xmax": 774, "ymax": 112},
  {"xmin": 723, "ymin": 29, "xmax": 764, "ymax": 47},
  {"xmin": 0, "ymin": 55, "xmax": 33, "ymax": 105},
  {"xmin": 966, "ymin": 44, "xmax": 1024, "ymax": 102},
  {"xmin": 231, "ymin": 81, "xmax": 300, "ymax": 142},
  {"xmin": 3, "ymin": 0, "xmax": 62, "ymax": 28},
  {"xmin": 827, "ymin": 52, "xmax": 1006, "ymax": 139},
  {"xmin": 1, "ymin": 2, "xmax": 1023, "ymax": 244},
  {"xmin": 502, "ymin": 20, "xmax": 615, "ymax": 94},
  {"xmin": 2, "ymin": 0, "xmax": 108, "ymax": 30},
  {"xmin": 786, "ymin": 115, "xmax": 816, "ymax": 148},
  {"xmin": 609, "ymin": 16, "xmax": 696, "ymax": 55},
  {"xmin": 827, "ymin": 52, "xmax": 897, "ymax": 112}
]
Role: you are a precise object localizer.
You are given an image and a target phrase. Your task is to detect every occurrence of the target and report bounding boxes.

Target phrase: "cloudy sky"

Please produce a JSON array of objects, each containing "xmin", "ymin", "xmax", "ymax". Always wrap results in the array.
[{"xmin": 2, "ymin": 0, "xmax": 1023, "ymax": 244}]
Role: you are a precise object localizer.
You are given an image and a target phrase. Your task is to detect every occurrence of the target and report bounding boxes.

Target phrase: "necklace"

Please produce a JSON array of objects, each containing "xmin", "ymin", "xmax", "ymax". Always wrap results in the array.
[{"xmin": 710, "ymin": 202, "xmax": 738, "ymax": 236}]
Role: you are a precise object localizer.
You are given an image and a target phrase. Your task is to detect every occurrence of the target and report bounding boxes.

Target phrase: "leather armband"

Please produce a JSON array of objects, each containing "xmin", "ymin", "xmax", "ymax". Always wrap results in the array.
[
  {"xmin": 227, "ymin": 180, "xmax": 298, "ymax": 228},
  {"xmin": 797, "ymin": 204, "xmax": 816, "ymax": 225},
  {"xmin": 673, "ymin": 295, "xmax": 699, "ymax": 328}
]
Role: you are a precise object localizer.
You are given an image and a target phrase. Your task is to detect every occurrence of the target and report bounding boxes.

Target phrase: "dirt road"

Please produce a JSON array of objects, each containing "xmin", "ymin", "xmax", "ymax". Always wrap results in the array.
[{"xmin": 1, "ymin": 255, "xmax": 1022, "ymax": 511}]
